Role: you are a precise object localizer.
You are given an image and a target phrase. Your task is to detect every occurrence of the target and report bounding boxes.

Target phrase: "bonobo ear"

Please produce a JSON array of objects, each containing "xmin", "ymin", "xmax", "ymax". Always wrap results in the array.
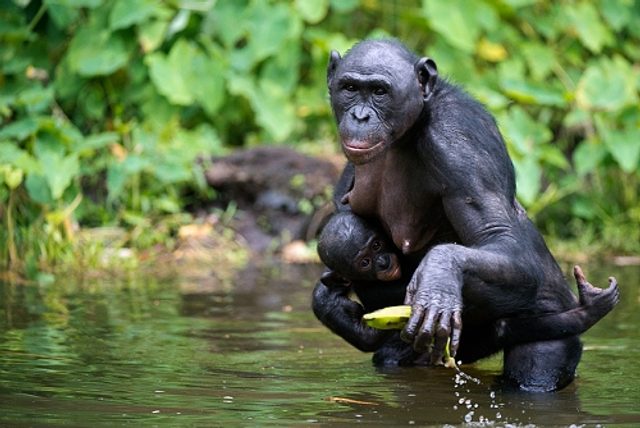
[
  {"xmin": 327, "ymin": 50, "xmax": 342, "ymax": 87},
  {"xmin": 415, "ymin": 57, "xmax": 438, "ymax": 102},
  {"xmin": 321, "ymin": 270, "xmax": 351, "ymax": 288}
]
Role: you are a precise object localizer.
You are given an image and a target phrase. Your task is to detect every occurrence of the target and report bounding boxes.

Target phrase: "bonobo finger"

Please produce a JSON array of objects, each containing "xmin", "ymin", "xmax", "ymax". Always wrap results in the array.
[
  {"xmin": 611, "ymin": 277, "xmax": 620, "ymax": 303},
  {"xmin": 573, "ymin": 265, "xmax": 587, "ymax": 287},
  {"xmin": 430, "ymin": 311, "xmax": 451, "ymax": 365},
  {"xmin": 449, "ymin": 311, "xmax": 463, "ymax": 358},
  {"xmin": 413, "ymin": 307, "xmax": 438, "ymax": 352},
  {"xmin": 401, "ymin": 304, "xmax": 424, "ymax": 343},
  {"xmin": 604, "ymin": 277, "xmax": 620, "ymax": 306},
  {"xmin": 403, "ymin": 279, "xmax": 417, "ymax": 305}
]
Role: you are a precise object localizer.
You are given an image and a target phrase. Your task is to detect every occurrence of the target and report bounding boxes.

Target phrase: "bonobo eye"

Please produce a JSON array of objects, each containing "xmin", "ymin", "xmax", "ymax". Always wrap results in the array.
[
  {"xmin": 371, "ymin": 240, "xmax": 382, "ymax": 252},
  {"xmin": 360, "ymin": 257, "xmax": 371, "ymax": 269},
  {"xmin": 372, "ymin": 86, "xmax": 387, "ymax": 96}
]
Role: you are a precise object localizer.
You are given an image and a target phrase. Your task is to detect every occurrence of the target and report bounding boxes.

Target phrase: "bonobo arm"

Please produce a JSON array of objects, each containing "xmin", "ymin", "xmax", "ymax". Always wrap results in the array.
[
  {"xmin": 332, "ymin": 162, "xmax": 355, "ymax": 212},
  {"xmin": 402, "ymin": 122, "xmax": 564, "ymax": 361},
  {"xmin": 402, "ymin": 239, "xmax": 536, "ymax": 362},
  {"xmin": 312, "ymin": 279, "xmax": 392, "ymax": 352}
]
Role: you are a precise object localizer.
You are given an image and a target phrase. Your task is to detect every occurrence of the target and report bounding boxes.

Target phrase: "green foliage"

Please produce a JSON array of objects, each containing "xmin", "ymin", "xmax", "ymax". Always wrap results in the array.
[{"xmin": 0, "ymin": 0, "xmax": 639, "ymax": 273}]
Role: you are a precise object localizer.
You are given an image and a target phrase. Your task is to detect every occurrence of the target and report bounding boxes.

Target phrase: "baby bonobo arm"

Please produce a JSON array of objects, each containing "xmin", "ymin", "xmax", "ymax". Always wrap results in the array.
[
  {"xmin": 312, "ymin": 273, "xmax": 393, "ymax": 352},
  {"xmin": 495, "ymin": 266, "xmax": 619, "ymax": 346}
]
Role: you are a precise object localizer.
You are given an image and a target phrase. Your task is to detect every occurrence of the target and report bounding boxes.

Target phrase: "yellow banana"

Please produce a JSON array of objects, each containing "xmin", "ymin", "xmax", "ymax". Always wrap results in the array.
[
  {"xmin": 362, "ymin": 305, "xmax": 412, "ymax": 330},
  {"xmin": 363, "ymin": 305, "xmax": 457, "ymax": 368}
]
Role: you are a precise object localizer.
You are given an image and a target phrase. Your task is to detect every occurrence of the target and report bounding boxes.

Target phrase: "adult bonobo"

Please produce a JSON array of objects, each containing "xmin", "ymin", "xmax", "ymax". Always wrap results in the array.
[
  {"xmin": 312, "ymin": 39, "xmax": 619, "ymax": 391},
  {"xmin": 314, "ymin": 211, "xmax": 619, "ymax": 367}
]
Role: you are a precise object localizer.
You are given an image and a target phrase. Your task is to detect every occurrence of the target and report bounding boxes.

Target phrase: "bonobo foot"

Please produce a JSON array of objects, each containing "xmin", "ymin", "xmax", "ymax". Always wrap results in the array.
[{"xmin": 573, "ymin": 265, "xmax": 619, "ymax": 323}]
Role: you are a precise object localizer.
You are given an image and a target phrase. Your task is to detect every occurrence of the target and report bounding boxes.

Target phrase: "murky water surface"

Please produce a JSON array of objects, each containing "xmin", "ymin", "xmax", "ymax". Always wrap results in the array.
[{"xmin": 1, "ymin": 262, "xmax": 639, "ymax": 426}]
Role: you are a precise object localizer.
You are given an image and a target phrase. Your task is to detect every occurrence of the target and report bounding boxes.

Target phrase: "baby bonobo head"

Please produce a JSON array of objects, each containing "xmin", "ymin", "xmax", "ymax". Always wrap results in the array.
[{"xmin": 318, "ymin": 212, "xmax": 401, "ymax": 286}]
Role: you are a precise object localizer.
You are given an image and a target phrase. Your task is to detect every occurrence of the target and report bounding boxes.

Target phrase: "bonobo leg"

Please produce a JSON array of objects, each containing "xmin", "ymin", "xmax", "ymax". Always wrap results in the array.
[
  {"xmin": 402, "ymin": 244, "xmax": 618, "ymax": 365},
  {"xmin": 402, "ymin": 243, "xmax": 542, "ymax": 361},
  {"xmin": 372, "ymin": 333, "xmax": 423, "ymax": 367},
  {"xmin": 312, "ymin": 280, "xmax": 392, "ymax": 352},
  {"xmin": 502, "ymin": 336, "xmax": 582, "ymax": 392},
  {"xmin": 495, "ymin": 266, "xmax": 619, "ymax": 348}
]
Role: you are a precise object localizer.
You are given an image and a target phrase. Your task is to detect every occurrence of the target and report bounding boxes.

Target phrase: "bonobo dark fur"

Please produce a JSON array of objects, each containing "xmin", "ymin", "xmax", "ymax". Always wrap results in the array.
[
  {"xmin": 312, "ymin": 39, "xmax": 619, "ymax": 391},
  {"xmin": 314, "ymin": 211, "xmax": 618, "ymax": 367}
]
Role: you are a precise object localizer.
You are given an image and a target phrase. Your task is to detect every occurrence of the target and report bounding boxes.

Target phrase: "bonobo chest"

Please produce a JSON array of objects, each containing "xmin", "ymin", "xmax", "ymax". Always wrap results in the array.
[{"xmin": 348, "ymin": 149, "xmax": 440, "ymax": 254}]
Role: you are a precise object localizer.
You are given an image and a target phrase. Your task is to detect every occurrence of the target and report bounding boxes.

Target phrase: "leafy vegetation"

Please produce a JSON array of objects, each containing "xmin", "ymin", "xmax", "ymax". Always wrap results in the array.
[{"xmin": 1, "ymin": 0, "xmax": 639, "ymax": 275}]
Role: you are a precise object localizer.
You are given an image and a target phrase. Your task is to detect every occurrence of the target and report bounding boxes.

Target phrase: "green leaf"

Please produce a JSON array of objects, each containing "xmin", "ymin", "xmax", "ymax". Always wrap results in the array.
[
  {"xmin": 539, "ymin": 145, "xmax": 570, "ymax": 170},
  {"xmin": 79, "ymin": 132, "xmax": 120, "ymax": 153},
  {"xmin": 40, "ymin": 152, "xmax": 79, "ymax": 199},
  {"xmin": 565, "ymin": 1, "xmax": 613, "ymax": 53},
  {"xmin": 572, "ymin": 139, "xmax": 607, "ymax": 176},
  {"xmin": 260, "ymin": 39, "xmax": 300, "ymax": 95},
  {"xmin": 571, "ymin": 197, "xmax": 597, "ymax": 220},
  {"xmin": 0, "ymin": 142, "xmax": 39, "ymax": 173},
  {"xmin": 228, "ymin": 74, "xmax": 295, "ymax": 141},
  {"xmin": 106, "ymin": 163, "xmax": 127, "ymax": 200},
  {"xmin": 205, "ymin": 0, "xmax": 249, "ymax": 48},
  {"xmin": 187, "ymin": 51, "xmax": 225, "ymax": 116},
  {"xmin": 576, "ymin": 56, "xmax": 639, "ymax": 111},
  {"xmin": 166, "ymin": 9, "xmax": 190, "ymax": 39},
  {"xmin": 422, "ymin": 0, "xmax": 497, "ymax": 53},
  {"xmin": 254, "ymin": 80, "xmax": 296, "ymax": 142},
  {"xmin": 44, "ymin": 0, "xmax": 102, "ymax": 28},
  {"xmin": 0, "ymin": 117, "xmax": 39, "ymax": 140},
  {"xmin": 230, "ymin": 2, "xmax": 301, "ymax": 71},
  {"xmin": 330, "ymin": 0, "xmax": 359, "ymax": 13},
  {"xmin": 520, "ymin": 42, "xmax": 556, "ymax": 81},
  {"xmin": 32, "ymin": 132, "xmax": 79, "ymax": 199},
  {"xmin": 499, "ymin": 106, "xmax": 552, "ymax": 156},
  {"xmin": 599, "ymin": 0, "xmax": 631, "ymax": 31},
  {"xmin": 67, "ymin": 27, "xmax": 131, "ymax": 76},
  {"xmin": 468, "ymin": 86, "xmax": 509, "ymax": 110},
  {"xmin": 295, "ymin": 0, "xmax": 329, "ymax": 24},
  {"xmin": 145, "ymin": 40, "xmax": 195, "ymax": 105},
  {"xmin": 513, "ymin": 156, "xmax": 541, "ymax": 206},
  {"xmin": 110, "ymin": 0, "xmax": 166, "ymax": 30},
  {"xmin": 153, "ymin": 161, "xmax": 191, "ymax": 184},
  {"xmin": 47, "ymin": 0, "xmax": 102, "ymax": 7},
  {"xmin": 137, "ymin": 19, "xmax": 169, "ymax": 53},
  {"xmin": 422, "ymin": 0, "xmax": 478, "ymax": 52},
  {"xmin": 4, "ymin": 166, "xmax": 23, "ymax": 189},
  {"xmin": 147, "ymin": 38, "xmax": 225, "ymax": 113},
  {"xmin": 602, "ymin": 128, "xmax": 640, "ymax": 173},
  {"xmin": 500, "ymin": 79, "xmax": 567, "ymax": 107},
  {"xmin": 16, "ymin": 85, "xmax": 54, "ymax": 114},
  {"xmin": 25, "ymin": 173, "xmax": 53, "ymax": 205}
]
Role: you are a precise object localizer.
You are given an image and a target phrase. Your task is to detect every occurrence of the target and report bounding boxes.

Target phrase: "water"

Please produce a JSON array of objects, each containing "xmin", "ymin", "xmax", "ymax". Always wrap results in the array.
[{"xmin": 1, "ymin": 262, "xmax": 639, "ymax": 426}]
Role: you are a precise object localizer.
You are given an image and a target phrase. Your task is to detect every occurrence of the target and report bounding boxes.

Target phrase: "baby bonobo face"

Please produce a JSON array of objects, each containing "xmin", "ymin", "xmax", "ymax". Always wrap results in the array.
[
  {"xmin": 318, "ymin": 212, "xmax": 401, "ymax": 283},
  {"xmin": 353, "ymin": 231, "xmax": 401, "ymax": 282}
]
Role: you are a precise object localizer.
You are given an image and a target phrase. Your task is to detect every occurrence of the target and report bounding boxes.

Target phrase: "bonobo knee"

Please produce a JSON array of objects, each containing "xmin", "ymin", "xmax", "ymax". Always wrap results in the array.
[{"xmin": 424, "ymin": 244, "xmax": 465, "ymax": 268}]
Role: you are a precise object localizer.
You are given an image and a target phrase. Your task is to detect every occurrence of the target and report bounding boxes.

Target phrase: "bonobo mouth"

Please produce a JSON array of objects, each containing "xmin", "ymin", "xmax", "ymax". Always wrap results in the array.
[
  {"xmin": 342, "ymin": 138, "xmax": 386, "ymax": 163},
  {"xmin": 376, "ymin": 262, "xmax": 401, "ymax": 282}
]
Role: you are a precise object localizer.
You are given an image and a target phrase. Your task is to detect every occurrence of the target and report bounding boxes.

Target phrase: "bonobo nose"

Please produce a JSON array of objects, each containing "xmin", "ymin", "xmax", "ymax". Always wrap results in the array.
[
  {"xmin": 376, "ymin": 256, "xmax": 390, "ymax": 270},
  {"xmin": 352, "ymin": 106, "xmax": 370, "ymax": 122}
]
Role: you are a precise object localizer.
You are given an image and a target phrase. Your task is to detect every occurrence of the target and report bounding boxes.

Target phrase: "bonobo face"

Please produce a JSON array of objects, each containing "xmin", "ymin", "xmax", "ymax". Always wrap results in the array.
[
  {"xmin": 327, "ymin": 41, "xmax": 431, "ymax": 165},
  {"xmin": 353, "ymin": 231, "xmax": 402, "ymax": 282},
  {"xmin": 318, "ymin": 212, "xmax": 402, "ymax": 282}
]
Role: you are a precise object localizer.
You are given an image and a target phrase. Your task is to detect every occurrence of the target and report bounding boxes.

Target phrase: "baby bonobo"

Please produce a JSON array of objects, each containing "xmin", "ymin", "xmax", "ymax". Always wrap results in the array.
[{"xmin": 314, "ymin": 212, "xmax": 619, "ymax": 362}]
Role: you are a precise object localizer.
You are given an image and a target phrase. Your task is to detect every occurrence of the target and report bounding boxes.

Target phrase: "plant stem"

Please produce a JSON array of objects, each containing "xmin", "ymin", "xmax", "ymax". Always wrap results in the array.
[{"xmin": 7, "ymin": 190, "xmax": 17, "ymax": 269}]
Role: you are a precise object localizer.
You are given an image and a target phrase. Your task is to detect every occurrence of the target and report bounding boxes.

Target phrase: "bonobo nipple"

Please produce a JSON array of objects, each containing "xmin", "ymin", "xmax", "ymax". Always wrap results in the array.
[{"xmin": 402, "ymin": 239, "xmax": 412, "ymax": 255}]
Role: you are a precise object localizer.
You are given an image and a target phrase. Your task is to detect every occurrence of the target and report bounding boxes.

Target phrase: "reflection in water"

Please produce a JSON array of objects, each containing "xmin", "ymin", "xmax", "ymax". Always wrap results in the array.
[{"xmin": 1, "ymin": 263, "xmax": 639, "ymax": 426}]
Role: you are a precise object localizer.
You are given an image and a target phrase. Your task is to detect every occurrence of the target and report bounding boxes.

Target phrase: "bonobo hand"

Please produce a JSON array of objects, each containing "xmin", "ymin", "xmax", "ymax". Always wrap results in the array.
[{"xmin": 400, "ymin": 247, "xmax": 463, "ymax": 364}]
